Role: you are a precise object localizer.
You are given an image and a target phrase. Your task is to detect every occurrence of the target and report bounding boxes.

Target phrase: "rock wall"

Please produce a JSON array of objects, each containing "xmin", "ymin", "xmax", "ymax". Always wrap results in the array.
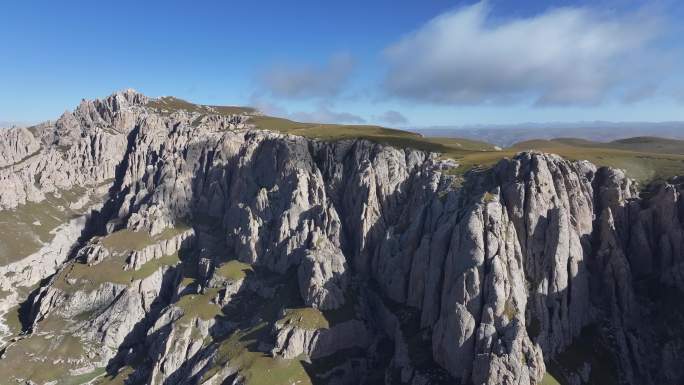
[{"xmin": 0, "ymin": 90, "xmax": 682, "ymax": 385}]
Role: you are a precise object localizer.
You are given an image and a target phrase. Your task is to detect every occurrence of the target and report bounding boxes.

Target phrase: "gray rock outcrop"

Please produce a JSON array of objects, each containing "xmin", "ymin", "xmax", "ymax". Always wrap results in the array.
[{"xmin": 0, "ymin": 90, "xmax": 682, "ymax": 385}]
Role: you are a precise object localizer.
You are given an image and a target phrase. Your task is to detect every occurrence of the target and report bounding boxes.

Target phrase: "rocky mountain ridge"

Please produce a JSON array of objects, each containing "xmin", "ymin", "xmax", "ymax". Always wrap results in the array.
[{"xmin": 0, "ymin": 90, "xmax": 682, "ymax": 385}]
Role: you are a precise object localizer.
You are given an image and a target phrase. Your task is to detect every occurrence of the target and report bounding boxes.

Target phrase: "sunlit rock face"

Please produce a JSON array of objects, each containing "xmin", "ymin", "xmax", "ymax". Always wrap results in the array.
[{"xmin": 0, "ymin": 90, "xmax": 681, "ymax": 385}]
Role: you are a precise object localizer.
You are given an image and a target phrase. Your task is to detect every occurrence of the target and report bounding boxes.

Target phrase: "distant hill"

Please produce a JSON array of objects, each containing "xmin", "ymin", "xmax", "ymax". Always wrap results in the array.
[
  {"xmin": 607, "ymin": 136, "xmax": 684, "ymax": 155},
  {"xmin": 508, "ymin": 137, "xmax": 684, "ymax": 183},
  {"xmin": 0, "ymin": 121, "xmax": 29, "ymax": 129},
  {"xmin": 514, "ymin": 136, "xmax": 684, "ymax": 155},
  {"xmin": 414, "ymin": 122, "xmax": 684, "ymax": 147}
]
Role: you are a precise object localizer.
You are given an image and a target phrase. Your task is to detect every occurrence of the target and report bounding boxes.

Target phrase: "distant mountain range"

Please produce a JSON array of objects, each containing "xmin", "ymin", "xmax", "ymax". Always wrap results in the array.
[
  {"xmin": 413, "ymin": 121, "xmax": 684, "ymax": 147},
  {"xmin": 0, "ymin": 121, "xmax": 32, "ymax": 129}
]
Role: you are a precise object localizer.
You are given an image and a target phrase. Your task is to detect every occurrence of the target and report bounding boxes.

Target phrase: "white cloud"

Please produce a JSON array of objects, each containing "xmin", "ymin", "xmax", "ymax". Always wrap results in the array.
[
  {"xmin": 258, "ymin": 53, "xmax": 355, "ymax": 99},
  {"xmin": 249, "ymin": 94, "xmax": 365, "ymax": 124},
  {"xmin": 622, "ymin": 83, "xmax": 659, "ymax": 104},
  {"xmin": 674, "ymin": 88, "xmax": 684, "ymax": 104},
  {"xmin": 376, "ymin": 110, "xmax": 409, "ymax": 125},
  {"xmin": 383, "ymin": 2, "xmax": 663, "ymax": 105},
  {"xmin": 290, "ymin": 106, "xmax": 366, "ymax": 124}
]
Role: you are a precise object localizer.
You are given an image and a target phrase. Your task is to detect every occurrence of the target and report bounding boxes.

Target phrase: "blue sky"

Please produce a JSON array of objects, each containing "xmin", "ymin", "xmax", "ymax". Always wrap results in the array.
[{"xmin": 2, "ymin": 0, "xmax": 684, "ymax": 126}]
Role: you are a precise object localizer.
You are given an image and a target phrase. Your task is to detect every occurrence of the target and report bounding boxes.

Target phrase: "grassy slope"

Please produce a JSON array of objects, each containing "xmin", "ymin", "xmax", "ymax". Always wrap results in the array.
[
  {"xmin": 193, "ymin": 265, "xmax": 319, "ymax": 385},
  {"xmin": 0, "ymin": 186, "xmax": 106, "ymax": 266},
  {"xmin": 52, "ymin": 226, "xmax": 190, "ymax": 293},
  {"xmin": 541, "ymin": 373, "xmax": 563, "ymax": 385},
  {"xmin": 555, "ymin": 136, "xmax": 684, "ymax": 155},
  {"xmin": 0, "ymin": 222, "xmax": 191, "ymax": 384},
  {"xmin": 146, "ymin": 96, "xmax": 255, "ymax": 115},
  {"xmin": 99, "ymin": 225, "xmax": 190, "ymax": 255},
  {"xmin": 511, "ymin": 139, "xmax": 684, "ymax": 183}
]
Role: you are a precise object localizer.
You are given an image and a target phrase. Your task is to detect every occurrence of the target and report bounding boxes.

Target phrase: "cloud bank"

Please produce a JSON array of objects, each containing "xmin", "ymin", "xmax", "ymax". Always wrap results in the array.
[
  {"xmin": 290, "ymin": 106, "xmax": 365, "ymax": 124},
  {"xmin": 383, "ymin": 2, "xmax": 663, "ymax": 105},
  {"xmin": 250, "ymin": 95, "xmax": 365, "ymax": 124},
  {"xmin": 258, "ymin": 53, "xmax": 354, "ymax": 99},
  {"xmin": 376, "ymin": 110, "xmax": 408, "ymax": 125}
]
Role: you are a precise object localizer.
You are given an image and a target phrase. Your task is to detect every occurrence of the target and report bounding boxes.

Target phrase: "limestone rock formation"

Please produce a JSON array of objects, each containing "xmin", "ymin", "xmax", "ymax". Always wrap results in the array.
[
  {"xmin": 297, "ymin": 235, "xmax": 348, "ymax": 310},
  {"xmin": 0, "ymin": 90, "xmax": 682, "ymax": 385}
]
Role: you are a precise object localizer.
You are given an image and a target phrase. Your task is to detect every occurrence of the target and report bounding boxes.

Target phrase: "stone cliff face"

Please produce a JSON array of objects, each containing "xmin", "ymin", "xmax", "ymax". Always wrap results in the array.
[{"xmin": 0, "ymin": 90, "xmax": 682, "ymax": 385}]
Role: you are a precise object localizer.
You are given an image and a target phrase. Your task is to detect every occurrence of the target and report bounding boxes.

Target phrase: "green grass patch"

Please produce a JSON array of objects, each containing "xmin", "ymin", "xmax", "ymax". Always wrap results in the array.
[
  {"xmin": 131, "ymin": 252, "xmax": 181, "ymax": 281},
  {"xmin": 214, "ymin": 260, "xmax": 253, "ymax": 282},
  {"xmin": 0, "ymin": 332, "xmax": 91, "ymax": 383},
  {"xmin": 191, "ymin": 267, "xmax": 322, "ymax": 384},
  {"xmin": 555, "ymin": 136, "xmax": 684, "ymax": 156},
  {"xmin": 0, "ymin": 188, "xmax": 91, "ymax": 266},
  {"xmin": 541, "ymin": 372, "xmax": 562, "ymax": 385},
  {"xmin": 278, "ymin": 308, "xmax": 329, "ymax": 330},
  {"xmin": 2, "ymin": 306, "xmax": 22, "ymax": 335},
  {"xmin": 146, "ymin": 97, "xmax": 254, "ymax": 116},
  {"xmin": 62, "ymin": 367, "xmax": 107, "ymax": 385},
  {"xmin": 98, "ymin": 225, "xmax": 190, "ymax": 255},
  {"xmin": 92, "ymin": 366, "xmax": 134, "ymax": 385},
  {"xmin": 53, "ymin": 252, "xmax": 180, "ymax": 293},
  {"xmin": 510, "ymin": 139, "xmax": 684, "ymax": 184},
  {"xmin": 250, "ymin": 115, "xmax": 494, "ymax": 152},
  {"xmin": 203, "ymin": 323, "xmax": 312, "ymax": 385},
  {"xmin": 176, "ymin": 288, "xmax": 222, "ymax": 324},
  {"xmin": 209, "ymin": 104, "xmax": 257, "ymax": 115}
]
